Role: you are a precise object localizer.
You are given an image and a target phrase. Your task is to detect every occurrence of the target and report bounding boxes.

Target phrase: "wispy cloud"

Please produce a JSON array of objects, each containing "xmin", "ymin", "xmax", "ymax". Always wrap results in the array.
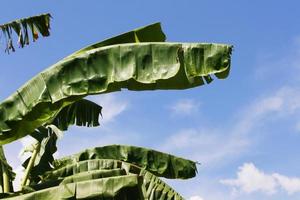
[
  {"xmin": 160, "ymin": 84, "xmax": 300, "ymax": 167},
  {"xmin": 87, "ymin": 93, "xmax": 128, "ymax": 124},
  {"xmin": 160, "ymin": 128, "xmax": 248, "ymax": 165},
  {"xmin": 254, "ymin": 37, "xmax": 300, "ymax": 82},
  {"xmin": 189, "ymin": 196, "xmax": 205, "ymax": 200},
  {"xmin": 221, "ymin": 163, "xmax": 300, "ymax": 195},
  {"xmin": 232, "ymin": 86, "xmax": 300, "ymax": 136},
  {"xmin": 169, "ymin": 99, "xmax": 200, "ymax": 116}
]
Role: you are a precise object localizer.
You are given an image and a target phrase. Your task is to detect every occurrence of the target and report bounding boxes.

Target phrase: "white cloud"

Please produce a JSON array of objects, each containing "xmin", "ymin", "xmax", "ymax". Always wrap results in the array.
[
  {"xmin": 233, "ymin": 87, "xmax": 300, "ymax": 135},
  {"xmin": 160, "ymin": 85, "xmax": 300, "ymax": 167},
  {"xmin": 273, "ymin": 174, "xmax": 300, "ymax": 195},
  {"xmin": 254, "ymin": 37, "xmax": 300, "ymax": 82},
  {"xmin": 87, "ymin": 93, "xmax": 128, "ymax": 124},
  {"xmin": 221, "ymin": 163, "xmax": 300, "ymax": 196},
  {"xmin": 170, "ymin": 99, "xmax": 200, "ymax": 115},
  {"xmin": 160, "ymin": 128, "xmax": 249, "ymax": 165},
  {"xmin": 220, "ymin": 163, "xmax": 277, "ymax": 195},
  {"xmin": 189, "ymin": 195, "xmax": 205, "ymax": 200}
]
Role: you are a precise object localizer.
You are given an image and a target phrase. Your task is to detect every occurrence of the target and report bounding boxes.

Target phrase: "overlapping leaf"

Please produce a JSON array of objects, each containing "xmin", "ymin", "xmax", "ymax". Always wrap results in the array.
[
  {"xmin": 4, "ymin": 175, "xmax": 140, "ymax": 200},
  {"xmin": 53, "ymin": 145, "xmax": 197, "ymax": 179},
  {"xmin": 20, "ymin": 99, "xmax": 102, "ymax": 184},
  {"xmin": 4, "ymin": 152, "xmax": 185, "ymax": 199},
  {"xmin": 0, "ymin": 13, "xmax": 51, "ymax": 53}
]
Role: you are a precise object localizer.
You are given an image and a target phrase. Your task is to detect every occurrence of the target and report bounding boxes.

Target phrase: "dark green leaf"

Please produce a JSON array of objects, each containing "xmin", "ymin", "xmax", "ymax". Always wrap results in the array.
[
  {"xmin": 51, "ymin": 99, "xmax": 102, "ymax": 131},
  {"xmin": 53, "ymin": 145, "xmax": 197, "ymax": 179},
  {"xmin": 22, "ymin": 126, "xmax": 61, "ymax": 184}
]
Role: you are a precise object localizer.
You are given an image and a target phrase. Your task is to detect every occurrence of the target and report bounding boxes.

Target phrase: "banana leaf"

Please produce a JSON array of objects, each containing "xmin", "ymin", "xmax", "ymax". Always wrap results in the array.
[
  {"xmin": 42, "ymin": 159, "xmax": 122, "ymax": 181},
  {"xmin": 4, "ymin": 175, "xmax": 140, "ymax": 200},
  {"xmin": 22, "ymin": 126, "xmax": 60, "ymax": 184},
  {"xmin": 8, "ymin": 158, "xmax": 184, "ymax": 199},
  {"xmin": 52, "ymin": 99, "xmax": 102, "ymax": 131},
  {"xmin": 0, "ymin": 13, "xmax": 51, "ymax": 53},
  {"xmin": 0, "ymin": 41, "xmax": 232, "ymax": 145},
  {"xmin": 20, "ymin": 99, "xmax": 102, "ymax": 184},
  {"xmin": 53, "ymin": 145, "xmax": 197, "ymax": 179}
]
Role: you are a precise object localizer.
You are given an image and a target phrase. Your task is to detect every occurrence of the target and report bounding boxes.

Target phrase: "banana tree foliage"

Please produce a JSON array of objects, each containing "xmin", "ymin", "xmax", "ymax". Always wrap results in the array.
[
  {"xmin": 0, "ymin": 22, "xmax": 232, "ymax": 145},
  {"xmin": 0, "ymin": 13, "xmax": 51, "ymax": 53},
  {"xmin": 20, "ymin": 99, "xmax": 102, "ymax": 185},
  {"xmin": 0, "ymin": 22, "xmax": 233, "ymax": 199},
  {"xmin": 3, "ymin": 145, "xmax": 189, "ymax": 200}
]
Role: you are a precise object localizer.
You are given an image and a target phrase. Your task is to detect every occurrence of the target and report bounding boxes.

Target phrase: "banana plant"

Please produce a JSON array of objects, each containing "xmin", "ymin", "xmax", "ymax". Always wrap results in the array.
[
  {"xmin": 7, "ymin": 145, "xmax": 197, "ymax": 200},
  {"xmin": 0, "ymin": 13, "xmax": 51, "ymax": 53},
  {"xmin": 0, "ymin": 22, "xmax": 233, "ymax": 199}
]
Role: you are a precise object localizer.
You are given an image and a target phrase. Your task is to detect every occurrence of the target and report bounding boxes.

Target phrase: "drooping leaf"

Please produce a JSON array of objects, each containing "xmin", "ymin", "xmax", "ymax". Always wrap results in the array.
[
  {"xmin": 22, "ymin": 126, "xmax": 61, "ymax": 184},
  {"xmin": 53, "ymin": 145, "xmax": 197, "ymax": 179},
  {"xmin": 51, "ymin": 99, "xmax": 102, "ymax": 131},
  {"xmin": 0, "ymin": 41, "xmax": 232, "ymax": 145},
  {"xmin": 0, "ymin": 13, "xmax": 51, "ymax": 53}
]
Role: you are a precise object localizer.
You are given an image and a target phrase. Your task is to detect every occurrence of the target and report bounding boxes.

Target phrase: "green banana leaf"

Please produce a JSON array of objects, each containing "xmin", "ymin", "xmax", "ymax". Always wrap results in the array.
[
  {"xmin": 5, "ymin": 175, "xmax": 141, "ymax": 200},
  {"xmin": 20, "ymin": 99, "xmax": 102, "ymax": 184},
  {"xmin": 52, "ymin": 99, "xmax": 102, "ymax": 131},
  {"xmin": 0, "ymin": 13, "xmax": 51, "ymax": 53},
  {"xmin": 7, "ymin": 157, "xmax": 184, "ymax": 199},
  {"xmin": 52, "ymin": 145, "xmax": 197, "ymax": 179},
  {"xmin": 22, "ymin": 126, "xmax": 60, "ymax": 184},
  {"xmin": 42, "ymin": 159, "xmax": 123, "ymax": 181},
  {"xmin": 0, "ymin": 41, "xmax": 232, "ymax": 145}
]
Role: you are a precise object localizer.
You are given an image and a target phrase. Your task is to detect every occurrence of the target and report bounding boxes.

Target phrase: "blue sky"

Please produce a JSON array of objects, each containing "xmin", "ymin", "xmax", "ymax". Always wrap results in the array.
[{"xmin": 1, "ymin": 1, "xmax": 300, "ymax": 199}]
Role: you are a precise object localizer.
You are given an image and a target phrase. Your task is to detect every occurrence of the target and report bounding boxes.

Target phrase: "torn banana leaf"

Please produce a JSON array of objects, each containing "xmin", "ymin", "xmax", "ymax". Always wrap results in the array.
[
  {"xmin": 53, "ymin": 145, "xmax": 197, "ymax": 179},
  {"xmin": 0, "ymin": 13, "xmax": 51, "ymax": 53},
  {"xmin": 51, "ymin": 99, "xmax": 102, "ymax": 131},
  {"xmin": 0, "ymin": 41, "xmax": 232, "ymax": 145}
]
